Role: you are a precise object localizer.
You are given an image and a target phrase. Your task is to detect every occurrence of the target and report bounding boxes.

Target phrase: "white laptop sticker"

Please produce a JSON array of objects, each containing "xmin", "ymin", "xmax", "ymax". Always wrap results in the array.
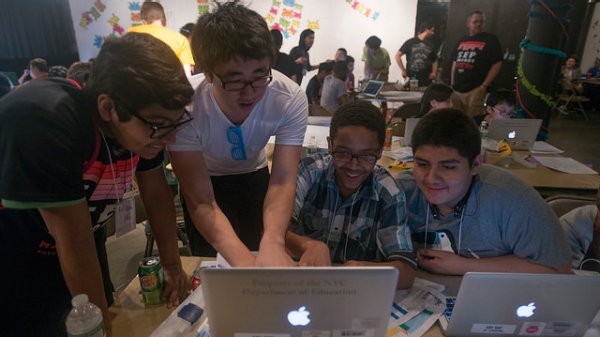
[
  {"xmin": 542, "ymin": 322, "xmax": 580, "ymax": 336},
  {"xmin": 352, "ymin": 318, "xmax": 381, "ymax": 330},
  {"xmin": 471, "ymin": 324, "xmax": 517, "ymax": 334},
  {"xmin": 233, "ymin": 333, "xmax": 290, "ymax": 337},
  {"xmin": 302, "ymin": 331, "xmax": 330, "ymax": 337},
  {"xmin": 332, "ymin": 329, "xmax": 374, "ymax": 337}
]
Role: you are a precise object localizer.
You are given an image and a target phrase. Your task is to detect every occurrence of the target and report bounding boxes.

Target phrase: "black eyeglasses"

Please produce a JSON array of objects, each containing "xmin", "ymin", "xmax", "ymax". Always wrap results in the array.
[
  {"xmin": 212, "ymin": 69, "xmax": 273, "ymax": 92},
  {"xmin": 331, "ymin": 151, "xmax": 379, "ymax": 164},
  {"xmin": 129, "ymin": 109, "xmax": 194, "ymax": 139}
]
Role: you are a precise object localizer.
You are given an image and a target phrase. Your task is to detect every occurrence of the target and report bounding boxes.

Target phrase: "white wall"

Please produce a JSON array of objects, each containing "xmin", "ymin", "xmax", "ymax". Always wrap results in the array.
[
  {"xmin": 68, "ymin": 0, "xmax": 417, "ymax": 87},
  {"xmin": 581, "ymin": 3, "xmax": 600, "ymax": 71}
]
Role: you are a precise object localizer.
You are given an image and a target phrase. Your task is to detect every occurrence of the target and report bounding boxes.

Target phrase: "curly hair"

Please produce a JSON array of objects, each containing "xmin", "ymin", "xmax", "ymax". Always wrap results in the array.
[{"xmin": 330, "ymin": 101, "xmax": 386, "ymax": 148}]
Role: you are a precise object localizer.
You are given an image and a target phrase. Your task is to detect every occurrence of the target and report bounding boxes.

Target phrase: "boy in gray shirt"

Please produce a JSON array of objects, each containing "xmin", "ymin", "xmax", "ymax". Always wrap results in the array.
[{"xmin": 396, "ymin": 108, "xmax": 571, "ymax": 275}]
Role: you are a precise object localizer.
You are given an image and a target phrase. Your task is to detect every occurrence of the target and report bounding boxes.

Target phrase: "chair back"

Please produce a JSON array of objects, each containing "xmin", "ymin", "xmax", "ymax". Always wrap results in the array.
[
  {"xmin": 545, "ymin": 194, "xmax": 596, "ymax": 218},
  {"xmin": 387, "ymin": 102, "xmax": 421, "ymax": 126}
]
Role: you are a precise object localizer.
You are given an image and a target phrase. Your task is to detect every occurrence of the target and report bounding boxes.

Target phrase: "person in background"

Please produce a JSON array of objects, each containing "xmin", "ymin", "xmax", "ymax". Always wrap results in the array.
[
  {"xmin": 560, "ymin": 55, "xmax": 583, "ymax": 93},
  {"xmin": 334, "ymin": 48, "xmax": 347, "ymax": 62},
  {"xmin": 321, "ymin": 61, "xmax": 351, "ymax": 113},
  {"xmin": 346, "ymin": 55, "xmax": 356, "ymax": 90},
  {"xmin": 169, "ymin": 3, "xmax": 308, "ymax": 267},
  {"xmin": 0, "ymin": 72, "xmax": 13, "ymax": 98},
  {"xmin": 17, "ymin": 58, "xmax": 48, "ymax": 86},
  {"xmin": 286, "ymin": 101, "xmax": 416, "ymax": 289},
  {"xmin": 396, "ymin": 109, "xmax": 571, "ymax": 275},
  {"xmin": 179, "ymin": 22, "xmax": 195, "ymax": 45},
  {"xmin": 290, "ymin": 29, "xmax": 319, "ymax": 85},
  {"xmin": 586, "ymin": 57, "xmax": 600, "ymax": 78},
  {"xmin": 451, "ymin": 11, "xmax": 503, "ymax": 117},
  {"xmin": 48, "ymin": 65, "xmax": 68, "ymax": 78},
  {"xmin": 560, "ymin": 188, "xmax": 600, "ymax": 273},
  {"xmin": 306, "ymin": 62, "xmax": 333, "ymax": 105},
  {"xmin": 128, "ymin": 2, "xmax": 195, "ymax": 75},
  {"xmin": 362, "ymin": 35, "xmax": 391, "ymax": 82},
  {"xmin": 0, "ymin": 33, "xmax": 193, "ymax": 337},
  {"xmin": 396, "ymin": 21, "xmax": 438, "ymax": 88},
  {"xmin": 271, "ymin": 29, "xmax": 297, "ymax": 83},
  {"xmin": 473, "ymin": 88, "xmax": 516, "ymax": 125},
  {"xmin": 416, "ymin": 83, "xmax": 454, "ymax": 118},
  {"xmin": 67, "ymin": 61, "xmax": 93, "ymax": 78}
]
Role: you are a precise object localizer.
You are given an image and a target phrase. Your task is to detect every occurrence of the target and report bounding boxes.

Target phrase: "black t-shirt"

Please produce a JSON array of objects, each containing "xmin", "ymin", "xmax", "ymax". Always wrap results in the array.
[
  {"xmin": 290, "ymin": 46, "xmax": 311, "ymax": 85},
  {"xmin": 305, "ymin": 75, "xmax": 323, "ymax": 104},
  {"xmin": 274, "ymin": 52, "xmax": 296, "ymax": 80},
  {"xmin": 451, "ymin": 32, "xmax": 503, "ymax": 92},
  {"xmin": 400, "ymin": 37, "xmax": 437, "ymax": 86},
  {"xmin": 0, "ymin": 78, "xmax": 163, "ymax": 335}
]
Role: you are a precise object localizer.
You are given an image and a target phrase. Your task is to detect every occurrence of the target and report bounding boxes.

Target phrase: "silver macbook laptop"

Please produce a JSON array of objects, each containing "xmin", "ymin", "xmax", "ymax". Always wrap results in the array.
[
  {"xmin": 360, "ymin": 80, "xmax": 385, "ymax": 97},
  {"xmin": 487, "ymin": 119, "xmax": 542, "ymax": 151},
  {"xmin": 200, "ymin": 267, "xmax": 398, "ymax": 337},
  {"xmin": 403, "ymin": 118, "xmax": 420, "ymax": 147},
  {"xmin": 439, "ymin": 272, "xmax": 600, "ymax": 337}
]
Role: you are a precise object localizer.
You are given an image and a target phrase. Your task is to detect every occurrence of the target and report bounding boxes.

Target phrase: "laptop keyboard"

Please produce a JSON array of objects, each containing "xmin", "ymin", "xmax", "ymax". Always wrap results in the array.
[{"xmin": 445, "ymin": 297, "xmax": 457, "ymax": 321}]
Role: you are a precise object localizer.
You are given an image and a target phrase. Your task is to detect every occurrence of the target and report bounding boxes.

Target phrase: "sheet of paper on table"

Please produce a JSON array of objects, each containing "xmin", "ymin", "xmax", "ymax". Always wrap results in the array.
[
  {"xmin": 268, "ymin": 125, "xmax": 329, "ymax": 151},
  {"xmin": 532, "ymin": 156, "xmax": 598, "ymax": 174},
  {"xmin": 530, "ymin": 141, "xmax": 564, "ymax": 154},
  {"xmin": 388, "ymin": 278, "xmax": 446, "ymax": 337},
  {"xmin": 383, "ymin": 146, "xmax": 413, "ymax": 161}
]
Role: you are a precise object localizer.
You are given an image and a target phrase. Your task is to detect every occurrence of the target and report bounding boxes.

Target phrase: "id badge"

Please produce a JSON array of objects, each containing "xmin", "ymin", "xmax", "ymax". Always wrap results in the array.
[
  {"xmin": 302, "ymin": 67, "xmax": 307, "ymax": 76},
  {"xmin": 115, "ymin": 197, "xmax": 136, "ymax": 238}
]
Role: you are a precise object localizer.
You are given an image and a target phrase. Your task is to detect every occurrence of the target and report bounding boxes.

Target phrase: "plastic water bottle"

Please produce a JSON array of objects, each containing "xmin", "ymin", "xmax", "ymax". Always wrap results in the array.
[
  {"xmin": 65, "ymin": 294, "xmax": 106, "ymax": 337},
  {"xmin": 479, "ymin": 120, "xmax": 489, "ymax": 139},
  {"xmin": 306, "ymin": 135, "xmax": 318, "ymax": 156}
]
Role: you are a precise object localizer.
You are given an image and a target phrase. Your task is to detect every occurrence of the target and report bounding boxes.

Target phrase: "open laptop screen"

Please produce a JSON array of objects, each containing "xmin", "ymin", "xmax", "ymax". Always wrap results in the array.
[
  {"xmin": 201, "ymin": 267, "xmax": 398, "ymax": 337},
  {"xmin": 362, "ymin": 80, "xmax": 385, "ymax": 97}
]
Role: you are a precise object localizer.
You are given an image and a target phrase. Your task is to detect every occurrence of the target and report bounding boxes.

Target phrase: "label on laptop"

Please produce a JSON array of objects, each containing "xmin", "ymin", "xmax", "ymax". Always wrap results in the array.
[
  {"xmin": 517, "ymin": 322, "xmax": 579, "ymax": 336},
  {"xmin": 518, "ymin": 322, "xmax": 546, "ymax": 336},
  {"xmin": 332, "ymin": 329, "xmax": 374, "ymax": 337},
  {"xmin": 525, "ymin": 322, "xmax": 580, "ymax": 337},
  {"xmin": 302, "ymin": 331, "xmax": 330, "ymax": 337},
  {"xmin": 233, "ymin": 333, "xmax": 290, "ymax": 337},
  {"xmin": 352, "ymin": 318, "xmax": 380, "ymax": 330},
  {"xmin": 471, "ymin": 324, "xmax": 517, "ymax": 334}
]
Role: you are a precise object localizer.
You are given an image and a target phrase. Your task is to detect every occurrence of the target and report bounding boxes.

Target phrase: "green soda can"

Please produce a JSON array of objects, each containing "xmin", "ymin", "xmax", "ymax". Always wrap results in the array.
[{"xmin": 138, "ymin": 256, "xmax": 164, "ymax": 305}]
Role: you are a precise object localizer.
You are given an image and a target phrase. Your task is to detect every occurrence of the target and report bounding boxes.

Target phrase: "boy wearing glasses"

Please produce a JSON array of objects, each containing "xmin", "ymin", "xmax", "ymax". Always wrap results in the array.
[
  {"xmin": 0, "ymin": 33, "xmax": 194, "ymax": 336},
  {"xmin": 396, "ymin": 109, "xmax": 571, "ymax": 276},
  {"xmin": 473, "ymin": 88, "xmax": 517, "ymax": 126},
  {"xmin": 285, "ymin": 101, "xmax": 416, "ymax": 289},
  {"xmin": 169, "ymin": 3, "xmax": 308, "ymax": 266}
]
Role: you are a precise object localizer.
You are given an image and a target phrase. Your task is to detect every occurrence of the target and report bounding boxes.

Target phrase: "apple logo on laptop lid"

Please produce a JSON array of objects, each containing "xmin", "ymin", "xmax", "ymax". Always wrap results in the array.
[
  {"xmin": 516, "ymin": 302, "xmax": 536, "ymax": 318},
  {"xmin": 508, "ymin": 131, "xmax": 516, "ymax": 139},
  {"xmin": 287, "ymin": 306, "xmax": 311, "ymax": 326}
]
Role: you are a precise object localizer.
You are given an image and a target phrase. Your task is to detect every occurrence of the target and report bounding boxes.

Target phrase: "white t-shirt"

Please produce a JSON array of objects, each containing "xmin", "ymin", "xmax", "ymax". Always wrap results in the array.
[{"xmin": 169, "ymin": 70, "xmax": 308, "ymax": 176}]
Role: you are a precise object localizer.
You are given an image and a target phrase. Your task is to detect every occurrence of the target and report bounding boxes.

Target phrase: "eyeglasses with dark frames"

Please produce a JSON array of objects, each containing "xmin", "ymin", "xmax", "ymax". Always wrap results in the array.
[
  {"xmin": 330, "ymin": 151, "xmax": 379, "ymax": 164},
  {"xmin": 128, "ymin": 109, "xmax": 194, "ymax": 139},
  {"xmin": 212, "ymin": 69, "xmax": 273, "ymax": 92}
]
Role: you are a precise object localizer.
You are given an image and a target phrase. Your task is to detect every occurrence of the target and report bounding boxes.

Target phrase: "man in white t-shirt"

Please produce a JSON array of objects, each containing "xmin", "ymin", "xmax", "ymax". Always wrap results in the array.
[{"xmin": 169, "ymin": 3, "xmax": 308, "ymax": 267}]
